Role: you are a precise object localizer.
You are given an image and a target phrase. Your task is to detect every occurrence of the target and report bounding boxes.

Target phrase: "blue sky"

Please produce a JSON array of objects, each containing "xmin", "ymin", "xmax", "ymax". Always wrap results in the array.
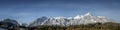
[{"xmin": 0, "ymin": 0, "xmax": 120, "ymax": 24}]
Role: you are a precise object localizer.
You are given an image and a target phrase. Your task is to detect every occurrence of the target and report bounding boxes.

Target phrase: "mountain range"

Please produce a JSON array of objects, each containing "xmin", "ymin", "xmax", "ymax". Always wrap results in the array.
[{"xmin": 29, "ymin": 12, "xmax": 115, "ymax": 27}]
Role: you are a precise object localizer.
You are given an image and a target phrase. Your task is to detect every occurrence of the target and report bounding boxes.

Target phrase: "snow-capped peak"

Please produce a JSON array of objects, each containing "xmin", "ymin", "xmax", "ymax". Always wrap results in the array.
[
  {"xmin": 74, "ymin": 12, "xmax": 93, "ymax": 19},
  {"xmin": 84, "ymin": 12, "xmax": 92, "ymax": 16},
  {"xmin": 54, "ymin": 16, "xmax": 65, "ymax": 19},
  {"xmin": 74, "ymin": 15, "xmax": 81, "ymax": 19},
  {"xmin": 67, "ymin": 17, "xmax": 73, "ymax": 19}
]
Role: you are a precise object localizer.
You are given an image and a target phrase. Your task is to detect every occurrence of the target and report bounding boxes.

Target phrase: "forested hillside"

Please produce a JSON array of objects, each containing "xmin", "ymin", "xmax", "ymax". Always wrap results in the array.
[{"xmin": 29, "ymin": 22, "xmax": 120, "ymax": 30}]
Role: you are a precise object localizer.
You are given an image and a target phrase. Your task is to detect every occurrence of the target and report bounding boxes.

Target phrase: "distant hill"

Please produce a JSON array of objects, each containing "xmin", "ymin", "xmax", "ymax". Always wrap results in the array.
[{"xmin": 0, "ymin": 18, "xmax": 19, "ymax": 30}]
